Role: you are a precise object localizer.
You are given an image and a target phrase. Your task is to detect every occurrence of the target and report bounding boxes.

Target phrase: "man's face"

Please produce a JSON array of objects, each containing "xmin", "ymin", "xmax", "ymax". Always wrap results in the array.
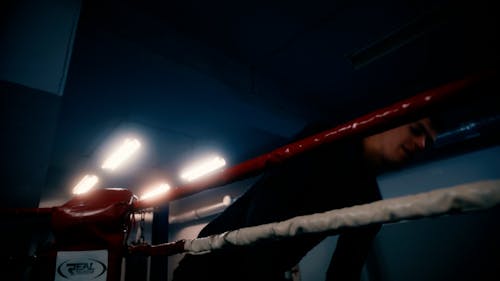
[{"xmin": 367, "ymin": 118, "xmax": 437, "ymax": 166}]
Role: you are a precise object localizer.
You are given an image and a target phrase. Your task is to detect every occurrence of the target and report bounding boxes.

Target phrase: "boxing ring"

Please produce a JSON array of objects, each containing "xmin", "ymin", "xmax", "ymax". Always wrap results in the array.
[{"xmin": 3, "ymin": 71, "xmax": 499, "ymax": 280}]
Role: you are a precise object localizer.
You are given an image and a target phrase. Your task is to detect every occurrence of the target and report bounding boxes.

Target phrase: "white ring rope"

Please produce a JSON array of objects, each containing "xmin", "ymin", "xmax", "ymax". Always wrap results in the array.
[{"xmin": 184, "ymin": 179, "xmax": 500, "ymax": 254}]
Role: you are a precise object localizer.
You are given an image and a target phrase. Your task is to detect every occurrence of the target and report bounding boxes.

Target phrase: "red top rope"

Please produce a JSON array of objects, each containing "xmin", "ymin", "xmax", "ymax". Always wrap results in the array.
[{"xmin": 132, "ymin": 71, "xmax": 494, "ymax": 211}]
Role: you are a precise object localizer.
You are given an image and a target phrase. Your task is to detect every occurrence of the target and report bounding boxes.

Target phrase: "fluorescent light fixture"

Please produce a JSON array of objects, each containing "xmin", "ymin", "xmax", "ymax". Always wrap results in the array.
[
  {"xmin": 180, "ymin": 155, "xmax": 226, "ymax": 182},
  {"xmin": 140, "ymin": 183, "xmax": 171, "ymax": 200},
  {"xmin": 102, "ymin": 138, "xmax": 141, "ymax": 171},
  {"xmin": 73, "ymin": 174, "xmax": 99, "ymax": 195}
]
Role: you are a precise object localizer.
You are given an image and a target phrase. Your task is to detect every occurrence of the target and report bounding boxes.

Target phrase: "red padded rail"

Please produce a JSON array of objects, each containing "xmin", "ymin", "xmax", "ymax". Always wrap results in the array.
[{"xmin": 133, "ymin": 71, "xmax": 494, "ymax": 211}]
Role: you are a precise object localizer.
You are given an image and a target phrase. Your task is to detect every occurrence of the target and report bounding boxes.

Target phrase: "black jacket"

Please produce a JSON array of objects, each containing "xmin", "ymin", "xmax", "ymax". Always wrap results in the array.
[{"xmin": 173, "ymin": 124, "xmax": 382, "ymax": 281}]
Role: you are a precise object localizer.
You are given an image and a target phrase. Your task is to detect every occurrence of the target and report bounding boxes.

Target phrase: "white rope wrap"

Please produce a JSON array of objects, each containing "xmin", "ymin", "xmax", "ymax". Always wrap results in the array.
[{"xmin": 184, "ymin": 180, "xmax": 500, "ymax": 254}]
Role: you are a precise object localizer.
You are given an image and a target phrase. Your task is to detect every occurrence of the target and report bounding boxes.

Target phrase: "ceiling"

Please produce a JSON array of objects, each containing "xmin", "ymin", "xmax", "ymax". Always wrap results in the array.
[{"xmin": 3, "ymin": 0, "xmax": 498, "ymax": 208}]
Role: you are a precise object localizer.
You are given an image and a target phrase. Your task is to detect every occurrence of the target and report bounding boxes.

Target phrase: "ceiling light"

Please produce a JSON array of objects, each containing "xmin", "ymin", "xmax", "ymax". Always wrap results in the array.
[
  {"xmin": 72, "ymin": 174, "xmax": 99, "ymax": 195},
  {"xmin": 101, "ymin": 138, "xmax": 141, "ymax": 171},
  {"xmin": 140, "ymin": 183, "xmax": 171, "ymax": 200},
  {"xmin": 180, "ymin": 155, "xmax": 226, "ymax": 182}
]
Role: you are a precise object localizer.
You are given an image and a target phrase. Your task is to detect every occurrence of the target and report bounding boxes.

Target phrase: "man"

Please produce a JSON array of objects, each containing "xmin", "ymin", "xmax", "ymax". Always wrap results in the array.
[
  {"xmin": 173, "ymin": 118, "xmax": 437, "ymax": 281},
  {"xmin": 363, "ymin": 118, "xmax": 436, "ymax": 172}
]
